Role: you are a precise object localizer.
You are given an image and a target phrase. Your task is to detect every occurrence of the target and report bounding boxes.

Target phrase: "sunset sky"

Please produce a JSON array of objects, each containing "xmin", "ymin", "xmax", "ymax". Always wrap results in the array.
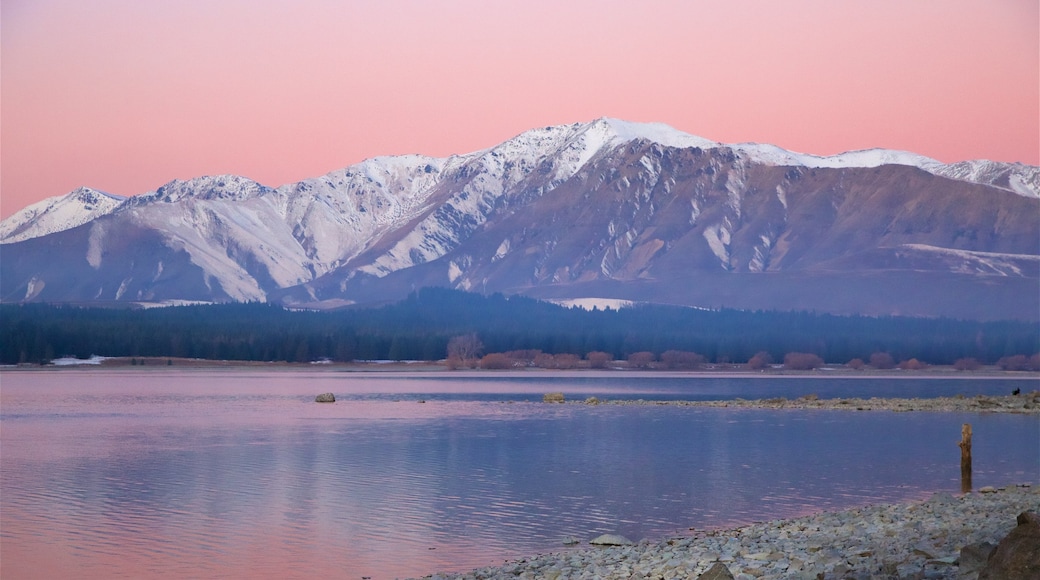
[{"xmin": 2, "ymin": 0, "xmax": 1037, "ymax": 218}]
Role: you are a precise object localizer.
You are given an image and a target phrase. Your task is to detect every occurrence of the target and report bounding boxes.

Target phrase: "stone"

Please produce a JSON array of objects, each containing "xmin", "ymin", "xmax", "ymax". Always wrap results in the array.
[
  {"xmin": 314, "ymin": 392, "xmax": 335, "ymax": 403},
  {"xmin": 698, "ymin": 562, "xmax": 735, "ymax": 580},
  {"xmin": 589, "ymin": 533, "xmax": 634, "ymax": 546},
  {"xmin": 961, "ymin": 542, "xmax": 997, "ymax": 574},
  {"xmin": 980, "ymin": 511, "xmax": 1040, "ymax": 580},
  {"xmin": 925, "ymin": 492, "xmax": 957, "ymax": 506}
]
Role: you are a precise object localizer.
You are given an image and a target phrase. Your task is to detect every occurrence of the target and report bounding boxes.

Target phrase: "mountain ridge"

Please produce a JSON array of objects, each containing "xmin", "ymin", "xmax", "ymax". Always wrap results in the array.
[
  {"xmin": 4, "ymin": 118, "xmax": 1037, "ymax": 245},
  {"xmin": 2, "ymin": 118, "xmax": 1038, "ymax": 320}
]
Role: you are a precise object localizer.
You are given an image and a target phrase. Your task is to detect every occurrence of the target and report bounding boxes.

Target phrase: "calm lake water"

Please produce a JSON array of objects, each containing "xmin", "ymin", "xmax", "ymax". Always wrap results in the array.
[{"xmin": 1, "ymin": 370, "xmax": 1037, "ymax": 579}]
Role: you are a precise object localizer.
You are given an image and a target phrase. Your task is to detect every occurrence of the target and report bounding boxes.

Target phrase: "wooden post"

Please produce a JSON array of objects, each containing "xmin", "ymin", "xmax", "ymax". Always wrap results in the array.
[{"xmin": 959, "ymin": 423, "xmax": 972, "ymax": 493}]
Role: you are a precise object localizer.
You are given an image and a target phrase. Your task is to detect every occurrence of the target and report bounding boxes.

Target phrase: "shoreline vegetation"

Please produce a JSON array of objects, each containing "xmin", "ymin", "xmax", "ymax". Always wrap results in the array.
[
  {"xmin": 3, "ymin": 290, "xmax": 1038, "ymax": 368},
  {"xmin": 412, "ymin": 485, "xmax": 1039, "ymax": 580},
  {"xmin": 6, "ymin": 355, "xmax": 1040, "ymax": 376}
]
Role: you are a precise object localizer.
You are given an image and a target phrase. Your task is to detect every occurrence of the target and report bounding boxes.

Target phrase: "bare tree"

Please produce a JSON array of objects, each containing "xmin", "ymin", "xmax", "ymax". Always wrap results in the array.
[{"xmin": 447, "ymin": 333, "xmax": 484, "ymax": 364}]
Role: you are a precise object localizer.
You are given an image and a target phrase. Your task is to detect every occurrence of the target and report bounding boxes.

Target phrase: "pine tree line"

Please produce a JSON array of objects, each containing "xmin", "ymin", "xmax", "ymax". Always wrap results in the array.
[{"xmin": 1, "ymin": 288, "xmax": 1037, "ymax": 365}]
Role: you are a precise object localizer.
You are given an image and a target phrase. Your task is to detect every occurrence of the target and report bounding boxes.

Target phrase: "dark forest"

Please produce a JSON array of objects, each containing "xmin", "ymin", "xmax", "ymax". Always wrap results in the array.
[{"xmin": 2, "ymin": 288, "xmax": 1037, "ymax": 366}]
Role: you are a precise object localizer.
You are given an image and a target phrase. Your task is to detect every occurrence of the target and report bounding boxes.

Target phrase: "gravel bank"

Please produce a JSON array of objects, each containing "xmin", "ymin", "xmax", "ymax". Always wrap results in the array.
[
  {"xmin": 578, "ymin": 391, "xmax": 1040, "ymax": 414},
  {"xmin": 416, "ymin": 485, "xmax": 1038, "ymax": 580}
]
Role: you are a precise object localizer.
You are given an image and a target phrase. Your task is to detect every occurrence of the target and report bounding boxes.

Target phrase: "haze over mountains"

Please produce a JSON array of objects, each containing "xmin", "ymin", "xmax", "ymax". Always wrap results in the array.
[{"xmin": 2, "ymin": 119, "xmax": 1037, "ymax": 320}]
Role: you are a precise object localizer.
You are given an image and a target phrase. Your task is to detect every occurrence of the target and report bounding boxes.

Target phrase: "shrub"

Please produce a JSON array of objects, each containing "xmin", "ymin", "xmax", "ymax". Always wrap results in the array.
[
  {"xmin": 586, "ymin": 351, "xmax": 613, "ymax": 369},
  {"xmin": 997, "ymin": 354, "xmax": 1036, "ymax": 371},
  {"xmin": 533, "ymin": 352, "xmax": 556, "ymax": 368},
  {"xmin": 783, "ymin": 352, "xmax": 824, "ymax": 370},
  {"xmin": 897, "ymin": 358, "xmax": 928, "ymax": 370},
  {"xmin": 627, "ymin": 351, "xmax": 656, "ymax": 369},
  {"xmin": 869, "ymin": 352, "xmax": 895, "ymax": 369},
  {"xmin": 479, "ymin": 353, "xmax": 513, "ymax": 369},
  {"xmin": 847, "ymin": 358, "xmax": 865, "ymax": 370},
  {"xmin": 747, "ymin": 351, "xmax": 774, "ymax": 370},
  {"xmin": 554, "ymin": 353, "xmax": 580, "ymax": 370},
  {"xmin": 504, "ymin": 350, "xmax": 541, "ymax": 366},
  {"xmin": 543, "ymin": 392, "xmax": 565, "ymax": 403},
  {"xmin": 660, "ymin": 350, "xmax": 705, "ymax": 370},
  {"xmin": 953, "ymin": 357, "xmax": 981, "ymax": 371}
]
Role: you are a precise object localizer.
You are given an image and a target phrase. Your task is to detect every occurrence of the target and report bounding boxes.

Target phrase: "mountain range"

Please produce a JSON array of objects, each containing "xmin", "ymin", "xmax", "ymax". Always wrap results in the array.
[{"xmin": 2, "ymin": 118, "xmax": 1038, "ymax": 320}]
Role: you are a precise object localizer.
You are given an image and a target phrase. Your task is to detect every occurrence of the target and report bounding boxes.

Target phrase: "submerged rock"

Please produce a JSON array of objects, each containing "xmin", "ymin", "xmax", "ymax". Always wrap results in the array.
[
  {"xmin": 697, "ymin": 562, "xmax": 735, "ymax": 579},
  {"xmin": 590, "ymin": 534, "xmax": 634, "ymax": 546},
  {"xmin": 315, "ymin": 393, "xmax": 336, "ymax": 403}
]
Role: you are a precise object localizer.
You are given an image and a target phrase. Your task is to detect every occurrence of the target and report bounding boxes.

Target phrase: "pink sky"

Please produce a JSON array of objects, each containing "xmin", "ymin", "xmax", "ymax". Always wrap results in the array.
[{"xmin": 2, "ymin": 0, "xmax": 1037, "ymax": 218}]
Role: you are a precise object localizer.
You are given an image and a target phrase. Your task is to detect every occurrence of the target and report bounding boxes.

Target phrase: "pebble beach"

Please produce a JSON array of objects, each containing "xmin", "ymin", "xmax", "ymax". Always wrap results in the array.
[
  {"xmin": 416, "ymin": 485, "xmax": 1037, "ymax": 580},
  {"xmin": 415, "ymin": 393, "xmax": 1039, "ymax": 579},
  {"xmin": 580, "ymin": 391, "xmax": 1040, "ymax": 414}
]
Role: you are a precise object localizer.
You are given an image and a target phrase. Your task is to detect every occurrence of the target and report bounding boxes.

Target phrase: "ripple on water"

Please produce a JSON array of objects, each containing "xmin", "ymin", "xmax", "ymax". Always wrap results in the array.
[{"xmin": 2, "ymin": 373, "xmax": 1037, "ymax": 579}]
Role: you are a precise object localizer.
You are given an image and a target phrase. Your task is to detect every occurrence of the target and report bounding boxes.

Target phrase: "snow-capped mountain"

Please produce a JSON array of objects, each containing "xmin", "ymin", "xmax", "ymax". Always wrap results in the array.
[
  {"xmin": 2, "ymin": 118, "xmax": 1038, "ymax": 320},
  {"xmin": 1, "ymin": 187, "xmax": 127, "ymax": 244}
]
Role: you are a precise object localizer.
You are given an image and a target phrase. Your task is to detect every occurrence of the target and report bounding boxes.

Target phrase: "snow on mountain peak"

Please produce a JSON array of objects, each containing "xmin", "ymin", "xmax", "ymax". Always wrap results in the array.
[
  {"xmin": 728, "ymin": 142, "xmax": 942, "ymax": 170},
  {"xmin": 3, "ymin": 118, "xmax": 1037, "ymax": 253},
  {"xmin": 594, "ymin": 117, "xmax": 718, "ymax": 150},
  {"xmin": 1, "ymin": 186, "xmax": 127, "ymax": 244},
  {"xmin": 138, "ymin": 175, "xmax": 273, "ymax": 204}
]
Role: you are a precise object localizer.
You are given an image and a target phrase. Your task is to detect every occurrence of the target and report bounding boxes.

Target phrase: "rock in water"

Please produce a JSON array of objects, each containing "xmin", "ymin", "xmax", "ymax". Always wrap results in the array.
[
  {"xmin": 697, "ymin": 562, "xmax": 735, "ymax": 580},
  {"xmin": 589, "ymin": 534, "xmax": 633, "ymax": 546},
  {"xmin": 315, "ymin": 393, "xmax": 336, "ymax": 403},
  {"xmin": 980, "ymin": 511, "xmax": 1040, "ymax": 579}
]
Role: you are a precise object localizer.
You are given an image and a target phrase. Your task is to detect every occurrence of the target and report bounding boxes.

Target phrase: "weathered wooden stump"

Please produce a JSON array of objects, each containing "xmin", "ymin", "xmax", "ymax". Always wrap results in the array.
[{"xmin": 959, "ymin": 423, "xmax": 972, "ymax": 493}]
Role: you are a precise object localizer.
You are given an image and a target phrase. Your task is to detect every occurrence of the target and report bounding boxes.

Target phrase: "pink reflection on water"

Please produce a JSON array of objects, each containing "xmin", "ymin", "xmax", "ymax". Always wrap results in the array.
[
  {"xmin": 0, "ymin": 370, "xmax": 566, "ymax": 579},
  {"xmin": 3, "ymin": 369, "xmax": 1036, "ymax": 579}
]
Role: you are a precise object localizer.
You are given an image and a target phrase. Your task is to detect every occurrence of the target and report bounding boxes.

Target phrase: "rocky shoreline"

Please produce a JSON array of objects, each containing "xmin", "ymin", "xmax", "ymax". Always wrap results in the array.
[
  {"xmin": 576, "ymin": 391, "xmax": 1040, "ymax": 414},
  {"xmin": 415, "ymin": 485, "xmax": 1038, "ymax": 580}
]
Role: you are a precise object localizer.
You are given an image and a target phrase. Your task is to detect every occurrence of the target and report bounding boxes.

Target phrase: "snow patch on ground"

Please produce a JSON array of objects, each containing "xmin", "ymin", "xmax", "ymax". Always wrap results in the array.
[
  {"xmin": 702, "ymin": 220, "xmax": 732, "ymax": 268},
  {"xmin": 548, "ymin": 297, "xmax": 634, "ymax": 311},
  {"xmin": 900, "ymin": 244, "xmax": 1039, "ymax": 276},
  {"xmin": 493, "ymin": 238, "xmax": 511, "ymax": 261},
  {"xmin": 51, "ymin": 355, "xmax": 108, "ymax": 366}
]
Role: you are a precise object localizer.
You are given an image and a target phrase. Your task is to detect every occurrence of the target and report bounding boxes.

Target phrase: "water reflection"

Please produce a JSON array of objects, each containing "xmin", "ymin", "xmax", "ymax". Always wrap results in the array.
[{"xmin": 2, "ymin": 371, "xmax": 1037, "ymax": 579}]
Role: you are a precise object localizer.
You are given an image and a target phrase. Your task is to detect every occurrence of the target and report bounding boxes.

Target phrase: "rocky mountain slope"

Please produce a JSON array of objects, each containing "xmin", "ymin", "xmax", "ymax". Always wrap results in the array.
[{"xmin": 2, "ymin": 119, "xmax": 1037, "ymax": 320}]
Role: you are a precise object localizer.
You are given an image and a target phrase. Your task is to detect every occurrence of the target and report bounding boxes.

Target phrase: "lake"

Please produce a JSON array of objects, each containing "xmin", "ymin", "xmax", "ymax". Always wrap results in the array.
[{"xmin": 1, "ymin": 369, "xmax": 1037, "ymax": 579}]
